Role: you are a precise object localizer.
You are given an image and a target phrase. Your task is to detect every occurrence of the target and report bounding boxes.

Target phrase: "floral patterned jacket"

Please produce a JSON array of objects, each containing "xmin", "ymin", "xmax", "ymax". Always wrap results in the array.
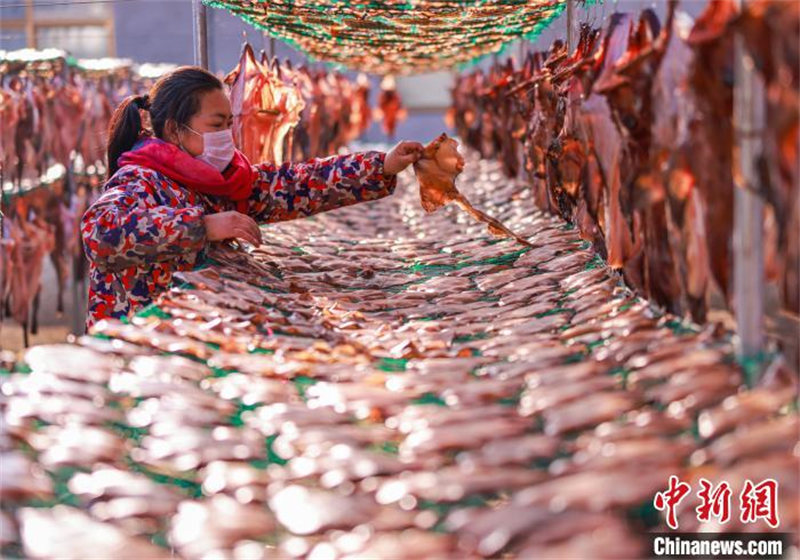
[{"xmin": 81, "ymin": 151, "xmax": 396, "ymax": 328}]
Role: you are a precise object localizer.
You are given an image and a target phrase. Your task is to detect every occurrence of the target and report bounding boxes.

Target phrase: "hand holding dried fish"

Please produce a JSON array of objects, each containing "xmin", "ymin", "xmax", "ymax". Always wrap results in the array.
[{"xmin": 414, "ymin": 133, "xmax": 532, "ymax": 247}]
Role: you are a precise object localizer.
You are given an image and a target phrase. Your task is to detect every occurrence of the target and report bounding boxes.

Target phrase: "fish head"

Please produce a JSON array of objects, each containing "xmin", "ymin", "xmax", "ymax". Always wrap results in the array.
[{"xmin": 435, "ymin": 135, "xmax": 465, "ymax": 175}]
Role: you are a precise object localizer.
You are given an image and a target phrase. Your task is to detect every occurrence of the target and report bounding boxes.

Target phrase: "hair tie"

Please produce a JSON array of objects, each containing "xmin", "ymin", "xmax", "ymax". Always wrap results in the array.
[{"xmin": 134, "ymin": 94, "xmax": 150, "ymax": 111}]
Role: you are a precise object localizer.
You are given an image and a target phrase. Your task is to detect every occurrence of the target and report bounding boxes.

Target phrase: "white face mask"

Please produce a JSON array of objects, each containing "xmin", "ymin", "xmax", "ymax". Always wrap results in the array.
[{"xmin": 184, "ymin": 126, "xmax": 235, "ymax": 172}]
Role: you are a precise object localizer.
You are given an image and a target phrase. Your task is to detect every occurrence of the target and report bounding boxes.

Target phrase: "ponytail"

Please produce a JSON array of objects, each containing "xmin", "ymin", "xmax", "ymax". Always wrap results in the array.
[{"xmin": 106, "ymin": 94, "xmax": 150, "ymax": 178}]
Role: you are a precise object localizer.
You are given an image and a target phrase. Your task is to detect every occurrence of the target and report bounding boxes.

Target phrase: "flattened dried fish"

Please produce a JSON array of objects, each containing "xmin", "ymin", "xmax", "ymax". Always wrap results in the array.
[
  {"xmin": 28, "ymin": 426, "xmax": 127, "ymax": 469},
  {"xmin": 20, "ymin": 506, "xmax": 170, "ymax": 559},
  {"xmin": 0, "ymin": 451, "xmax": 53, "ymax": 501},
  {"xmin": 269, "ymin": 485, "xmax": 400, "ymax": 535},
  {"xmin": 457, "ymin": 434, "xmax": 560, "ymax": 468},
  {"xmin": 377, "ymin": 465, "xmax": 543, "ymax": 504},
  {"xmin": 543, "ymin": 391, "xmax": 640, "ymax": 435},
  {"xmin": 520, "ymin": 376, "xmax": 620, "ymax": 416},
  {"xmin": 414, "ymin": 133, "xmax": 532, "ymax": 246},
  {"xmin": 513, "ymin": 465, "xmax": 677, "ymax": 510},
  {"xmin": 692, "ymin": 415, "xmax": 799, "ymax": 466},
  {"xmin": 400, "ymin": 416, "xmax": 529, "ymax": 457},
  {"xmin": 23, "ymin": 344, "xmax": 119, "ymax": 383},
  {"xmin": 169, "ymin": 495, "xmax": 275, "ymax": 558},
  {"xmin": 697, "ymin": 387, "xmax": 798, "ymax": 439}
]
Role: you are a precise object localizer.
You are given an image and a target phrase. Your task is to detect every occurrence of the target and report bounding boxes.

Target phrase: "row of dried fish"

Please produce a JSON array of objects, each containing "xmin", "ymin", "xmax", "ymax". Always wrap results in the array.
[
  {"xmin": 225, "ymin": 42, "xmax": 392, "ymax": 165},
  {"xmin": 2, "ymin": 154, "xmax": 797, "ymax": 558}
]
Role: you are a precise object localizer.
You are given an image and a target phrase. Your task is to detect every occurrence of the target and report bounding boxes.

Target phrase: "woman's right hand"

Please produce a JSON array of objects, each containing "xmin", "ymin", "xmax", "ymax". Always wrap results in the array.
[{"xmin": 203, "ymin": 211, "xmax": 262, "ymax": 246}]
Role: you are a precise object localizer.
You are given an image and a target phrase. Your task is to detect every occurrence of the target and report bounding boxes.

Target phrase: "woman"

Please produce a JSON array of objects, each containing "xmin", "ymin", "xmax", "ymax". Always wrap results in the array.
[{"xmin": 81, "ymin": 67, "xmax": 422, "ymax": 328}]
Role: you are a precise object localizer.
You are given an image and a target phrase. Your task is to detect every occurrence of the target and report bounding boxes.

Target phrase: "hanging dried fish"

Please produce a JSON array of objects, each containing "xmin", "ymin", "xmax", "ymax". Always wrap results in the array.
[{"xmin": 413, "ymin": 133, "xmax": 533, "ymax": 247}]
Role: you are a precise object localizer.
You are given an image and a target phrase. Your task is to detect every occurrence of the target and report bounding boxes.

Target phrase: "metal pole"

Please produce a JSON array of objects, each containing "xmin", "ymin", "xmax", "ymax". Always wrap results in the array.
[
  {"xmin": 732, "ymin": 0, "xmax": 766, "ymax": 376},
  {"xmin": 192, "ymin": 0, "xmax": 209, "ymax": 69},
  {"xmin": 566, "ymin": 0, "xmax": 578, "ymax": 53}
]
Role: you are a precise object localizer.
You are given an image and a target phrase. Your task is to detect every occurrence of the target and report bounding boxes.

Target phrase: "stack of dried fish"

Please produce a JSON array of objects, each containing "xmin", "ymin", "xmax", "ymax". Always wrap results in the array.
[
  {"xmin": 451, "ymin": 0, "xmax": 799, "ymax": 329},
  {"xmin": 1, "ymin": 152, "xmax": 796, "ymax": 559}
]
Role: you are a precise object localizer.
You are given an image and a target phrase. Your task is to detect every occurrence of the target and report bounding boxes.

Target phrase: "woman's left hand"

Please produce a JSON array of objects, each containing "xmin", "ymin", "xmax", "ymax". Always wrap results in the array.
[{"xmin": 384, "ymin": 141, "xmax": 425, "ymax": 175}]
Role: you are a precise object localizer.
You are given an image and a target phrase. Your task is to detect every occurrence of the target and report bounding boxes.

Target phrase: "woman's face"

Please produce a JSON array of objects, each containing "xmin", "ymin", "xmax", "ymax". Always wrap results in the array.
[{"xmin": 172, "ymin": 88, "xmax": 233, "ymax": 157}]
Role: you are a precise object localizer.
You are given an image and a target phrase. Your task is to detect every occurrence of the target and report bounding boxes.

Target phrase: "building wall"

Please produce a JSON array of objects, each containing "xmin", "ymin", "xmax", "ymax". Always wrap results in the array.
[
  {"xmin": 0, "ymin": 0, "xmax": 114, "ymax": 58},
  {"xmin": 111, "ymin": 1, "xmax": 308, "ymax": 75}
]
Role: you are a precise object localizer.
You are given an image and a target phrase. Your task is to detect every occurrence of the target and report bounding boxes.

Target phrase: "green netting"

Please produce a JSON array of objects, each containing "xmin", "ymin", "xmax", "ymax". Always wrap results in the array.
[
  {"xmin": 736, "ymin": 351, "xmax": 776, "ymax": 389},
  {"xmin": 376, "ymin": 357, "xmax": 408, "ymax": 372},
  {"xmin": 369, "ymin": 440, "xmax": 400, "ymax": 455},
  {"xmin": 108, "ymin": 421, "xmax": 148, "ymax": 444},
  {"xmin": 628, "ymin": 500, "xmax": 662, "ymax": 529},
  {"xmin": 452, "ymin": 332, "xmax": 489, "ymax": 343},
  {"xmin": 583, "ymin": 254, "xmax": 605, "ymax": 270},
  {"xmin": 229, "ymin": 401, "xmax": 261, "ymax": 427},
  {"xmin": 126, "ymin": 458, "xmax": 203, "ymax": 497},
  {"xmin": 266, "ymin": 434, "xmax": 288, "ymax": 466},
  {"xmin": 292, "ymin": 375, "xmax": 318, "ymax": 399},
  {"xmin": 411, "ymin": 392, "xmax": 447, "ymax": 406},
  {"xmin": 203, "ymin": 0, "xmax": 570, "ymax": 74},
  {"xmin": 136, "ymin": 304, "xmax": 172, "ymax": 320}
]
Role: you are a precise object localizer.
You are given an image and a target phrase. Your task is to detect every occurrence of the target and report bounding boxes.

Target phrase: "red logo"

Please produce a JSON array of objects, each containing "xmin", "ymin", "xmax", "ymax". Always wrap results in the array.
[
  {"xmin": 654, "ymin": 475, "xmax": 692, "ymax": 530},
  {"xmin": 740, "ymin": 478, "xmax": 780, "ymax": 528},
  {"xmin": 655, "ymin": 477, "xmax": 780, "ymax": 530},
  {"xmin": 696, "ymin": 478, "xmax": 732, "ymax": 524}
]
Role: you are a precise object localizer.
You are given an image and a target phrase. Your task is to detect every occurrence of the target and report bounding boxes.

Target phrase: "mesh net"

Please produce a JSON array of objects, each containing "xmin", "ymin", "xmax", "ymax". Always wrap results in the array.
[{"xmin": 203, "ymin": 0, "xmax": 570, "ymax": 74}]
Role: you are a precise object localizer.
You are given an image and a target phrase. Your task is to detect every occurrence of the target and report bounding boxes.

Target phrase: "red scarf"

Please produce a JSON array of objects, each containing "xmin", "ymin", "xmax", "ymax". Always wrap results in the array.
[{"xmin": 118, "ymin": 137, "xmax": 256, "ymax": 213}]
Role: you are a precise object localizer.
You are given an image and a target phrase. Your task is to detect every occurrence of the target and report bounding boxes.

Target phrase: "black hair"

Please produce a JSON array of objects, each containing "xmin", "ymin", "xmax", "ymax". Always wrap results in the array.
[{"xmin": 106, "ymin": 66, "xmax": 223, "ymax": 178}]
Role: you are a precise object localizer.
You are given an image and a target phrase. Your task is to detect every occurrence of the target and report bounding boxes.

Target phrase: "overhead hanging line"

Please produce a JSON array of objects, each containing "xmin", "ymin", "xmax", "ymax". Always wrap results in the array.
[{"xmin": 202, "ymin": 0, "xmax": 575, "ymax": 75}]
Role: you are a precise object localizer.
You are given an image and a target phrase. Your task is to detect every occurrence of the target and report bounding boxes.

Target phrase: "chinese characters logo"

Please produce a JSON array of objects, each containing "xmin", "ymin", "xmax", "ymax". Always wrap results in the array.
[{"xmin": 653, "ymin": 476, "xmax": 779, "ymax": 530}]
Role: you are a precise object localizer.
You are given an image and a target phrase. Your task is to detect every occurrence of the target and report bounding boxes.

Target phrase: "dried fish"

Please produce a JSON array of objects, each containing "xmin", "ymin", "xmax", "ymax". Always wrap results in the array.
[
  {"xmin": 692, "ymin": 415, "xmax": 799, "ymax": 466},
  {"xmin": 513, "ymin": 465, "xmax": 677, "ymax": 510},
  {"xmin": 400, "ymin": 416, "xmax": 530, "ymax": 458},
  {"xmin": 169, "ymin": 495, "xmax": 275, "ymax": 558},
  {"xmin": 414, "ymin": 133, "xmax": 532, "ymax": 246},
  {"xmin": 27, "ymin": 425, "xmax": 127, "ymax": 469},
  {"xmin": 269, "ymin": 485, "xmax": 411, "ymax": 535},
  {"xmin": 542, "ymin": 391, "xmax": 640, "ymax": 435},
  {"xmin": 457, "ymin": 434, "xmax": 560, "ymax": 468},
  {"xmin": 697, "ymin": 387, "xmax": 798, "ymax": 440},
  {"xmin": 23, "ymin": 344, "xmax": 119, "ymax": 383},
  {"xmin": 520, "ymin": 376, "xmax": 620, "ymax": 416},
  {"xmin": 376, "ymin": 465, "xmax": 544, "ymax": 504},
  {"xmin": 0, "ymin": 451, "xmax": 53, "ymax": 502},
  {"xmin": 20, "ymin": 506, "xmax": 170, "ymax": 559}
]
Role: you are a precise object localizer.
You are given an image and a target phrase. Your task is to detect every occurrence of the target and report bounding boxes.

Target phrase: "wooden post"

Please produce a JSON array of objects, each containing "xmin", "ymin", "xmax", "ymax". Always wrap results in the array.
[
  {"xmin": 732, "ymin": 0, "xmax": 766, "ymax": 375},
  {"xmin": 192, "ymin": 0, "xmax": 209, "ymax": 69}
]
